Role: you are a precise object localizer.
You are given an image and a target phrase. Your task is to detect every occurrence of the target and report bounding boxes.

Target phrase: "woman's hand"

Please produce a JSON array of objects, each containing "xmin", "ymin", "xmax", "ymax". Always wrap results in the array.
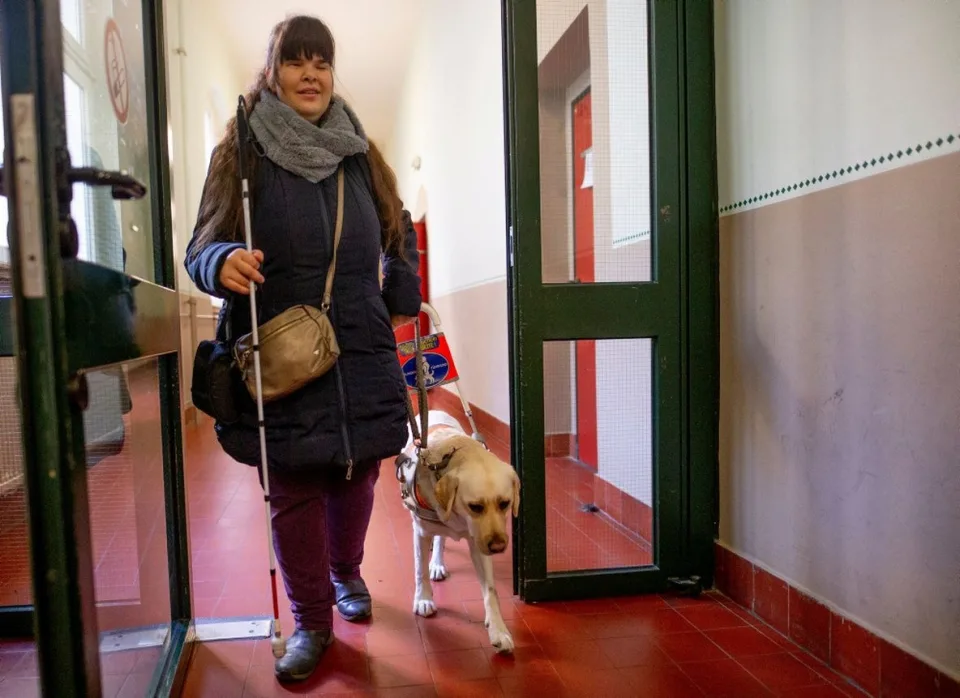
[
  {"xmin": 220, "ymin": 248, "xmax": 265, "ymax": 294},
  {"xmin": 391, "ymin": 314, "xmax": 416, "ymax": 329}
]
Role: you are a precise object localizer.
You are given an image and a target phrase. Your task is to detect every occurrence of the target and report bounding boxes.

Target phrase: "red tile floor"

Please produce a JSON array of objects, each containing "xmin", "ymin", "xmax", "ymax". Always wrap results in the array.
[
  {"xmin": 0, "ymin": 396, "xmax": 868, "ymax": 697},
  {"xmin": 544, "ymin": 456, "xmax": 652, "ymax": 572}
]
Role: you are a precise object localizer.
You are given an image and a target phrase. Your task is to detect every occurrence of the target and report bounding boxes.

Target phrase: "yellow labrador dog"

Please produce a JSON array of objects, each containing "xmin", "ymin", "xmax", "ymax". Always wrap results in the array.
[{"xmin": 396, "ymin": 410, "xmax": 520, "ymax": 653}]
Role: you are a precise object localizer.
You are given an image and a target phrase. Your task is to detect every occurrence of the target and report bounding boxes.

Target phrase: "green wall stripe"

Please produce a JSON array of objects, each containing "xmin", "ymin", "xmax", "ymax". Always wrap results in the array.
[{"xmin": 719, "ymin": 131, "xmax": 958, "ymax": 214}]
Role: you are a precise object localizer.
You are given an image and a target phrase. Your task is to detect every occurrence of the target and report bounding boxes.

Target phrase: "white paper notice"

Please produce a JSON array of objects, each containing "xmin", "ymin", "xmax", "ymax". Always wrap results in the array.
[{"xmin": 580, "ymin": 147, "xmax": 594, "ymax": 189}]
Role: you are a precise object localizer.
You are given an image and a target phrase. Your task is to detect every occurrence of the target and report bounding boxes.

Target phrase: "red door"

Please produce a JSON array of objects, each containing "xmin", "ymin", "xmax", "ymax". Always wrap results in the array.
[
  {"xmin": 393, "ymin": 217, "xmax": 429, "ymax": 345},
  {"xmin": 572, "ymin": 89, "xmax": 597, "ymax": 470}
]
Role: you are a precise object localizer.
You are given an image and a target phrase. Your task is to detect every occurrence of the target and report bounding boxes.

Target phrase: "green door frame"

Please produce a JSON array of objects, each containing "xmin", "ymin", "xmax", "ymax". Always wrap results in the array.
[
  {"xmin": 502, "ymin": 0, "xmax": 719, "ymax": 602},
  {"xmin": 0, "ymin": 0, "xmax": 194, "ymax": 695}
]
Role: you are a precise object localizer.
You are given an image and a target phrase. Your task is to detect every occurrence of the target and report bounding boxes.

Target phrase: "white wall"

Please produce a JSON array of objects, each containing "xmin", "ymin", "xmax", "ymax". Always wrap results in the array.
[
  {"xmin": 716, "ymin": 0, "xmax": 960, "ymax": 676},
  {"xmin": 716, "ymin": 0, "xmax": 960, "ymax": 212},
  {"xmin": 390, "ymin": 0, "xmax": 510, "ymax": 423}
]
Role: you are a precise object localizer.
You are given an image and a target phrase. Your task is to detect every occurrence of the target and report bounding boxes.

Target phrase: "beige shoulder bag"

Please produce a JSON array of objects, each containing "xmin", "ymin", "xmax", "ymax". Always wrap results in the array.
[{"xmin": 234, "ymin": 165, "xmax": 345, "ymax": 403}]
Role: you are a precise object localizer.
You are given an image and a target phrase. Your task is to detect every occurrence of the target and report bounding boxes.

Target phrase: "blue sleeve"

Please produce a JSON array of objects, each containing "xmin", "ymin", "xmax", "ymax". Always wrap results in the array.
[
  {"xmin": 185, "ymin": 238, "xmax": 243, "ymax": 297},
  {"xmin": 183, "ymin": 145, "xmax": 244, "ymax": 298},
  {"xmin": 381, "ymin": 209, "xmax": 422, "ymax": 317}
]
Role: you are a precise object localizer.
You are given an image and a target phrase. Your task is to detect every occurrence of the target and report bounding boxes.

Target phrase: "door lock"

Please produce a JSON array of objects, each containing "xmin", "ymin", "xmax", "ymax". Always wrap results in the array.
[{"xmin": 66, "ymin": 372, "xmax": 89, "ymax": 411}]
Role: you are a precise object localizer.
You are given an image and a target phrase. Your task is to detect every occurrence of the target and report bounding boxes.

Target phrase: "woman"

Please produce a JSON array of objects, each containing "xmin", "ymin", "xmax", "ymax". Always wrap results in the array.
[{"xmin": 184, "ymin": 15, "xmax": 420, "ymax": 682}]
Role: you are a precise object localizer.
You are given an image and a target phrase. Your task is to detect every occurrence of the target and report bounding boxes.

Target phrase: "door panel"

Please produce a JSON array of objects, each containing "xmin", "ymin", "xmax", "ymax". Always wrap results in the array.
[
  {"xmin": 0, "ymin": 0, "xmax": 190, "ymax": 694},
  {"xmin": 504, "ymin": 0, "xmax": 718, "ymax": 602}
]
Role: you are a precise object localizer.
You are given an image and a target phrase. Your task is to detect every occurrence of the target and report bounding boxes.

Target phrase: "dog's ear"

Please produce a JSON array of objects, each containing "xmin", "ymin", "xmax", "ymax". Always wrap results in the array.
[
  {"xmin": 434, "ymin": 473, "xmax": 459, "ymax": 521},
  {"xmin": 437, "ymin": 447, "xmax": 459, "ymax": 471},
  {"xmin": 511, "ymin": 471, "xmax": 521, "ymax": 518}
]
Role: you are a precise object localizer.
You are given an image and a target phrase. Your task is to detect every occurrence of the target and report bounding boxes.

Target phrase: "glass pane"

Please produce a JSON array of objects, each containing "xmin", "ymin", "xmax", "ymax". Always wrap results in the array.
[
  {"xmin": 63, "ymin": 0, "xmax": 155, "ymax": 280},
  {"xmin": 85, "ymin": 357, "xmax": 169, "ymax": 693},
  {"xmin": 537, "ymin": 0, "xmax": 652, "ymax": 284},
  {"xmin": 0, "ymin": 357, "xmax": 31, "ymax": 608},
  {"xmin": 543, "ymin": 338, "xmax": 654, "ymax": 573},
  {"xmin": 61, "ymin": 0, "xmax": 83, "ymax": 44},
  {"xmin": 0, "ymin": 67, "xmax": 8, "ymax": 244},
  {"xmin": 0, "ymin": 355, "xmax": 39, "ymax": 698}
]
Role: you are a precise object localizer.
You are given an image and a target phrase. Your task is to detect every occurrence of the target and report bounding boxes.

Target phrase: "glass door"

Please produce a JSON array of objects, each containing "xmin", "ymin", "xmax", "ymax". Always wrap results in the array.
[
  {"xmin": 503, "ymin": 0, "xmax": 719, "ymax": 602},
  {"xmin": 0, "ymin": 0, "xmax": 191, "ymax": 695}
]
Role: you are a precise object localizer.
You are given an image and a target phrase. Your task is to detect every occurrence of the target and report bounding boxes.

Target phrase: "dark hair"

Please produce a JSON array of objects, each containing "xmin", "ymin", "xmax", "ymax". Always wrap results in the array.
[{"xmin": 191, "ymin": 15, "xmax": 405, "ymax": 258}]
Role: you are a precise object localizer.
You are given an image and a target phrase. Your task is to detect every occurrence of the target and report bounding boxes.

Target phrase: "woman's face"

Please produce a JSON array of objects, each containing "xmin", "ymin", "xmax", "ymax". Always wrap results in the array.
[{"xmin": 275, "ymin": 54, "xmax": 334, "ymax": 123}]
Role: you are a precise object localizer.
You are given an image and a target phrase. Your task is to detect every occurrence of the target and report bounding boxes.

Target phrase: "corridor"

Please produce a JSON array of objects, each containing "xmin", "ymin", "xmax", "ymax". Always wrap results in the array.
[
  {"xmin": 174, "ymin": 415, "xmax": 861, "ymax": 697},
  {"xmin": 0, "ymin": 380, "xmax": 870, "ymax": 697}
]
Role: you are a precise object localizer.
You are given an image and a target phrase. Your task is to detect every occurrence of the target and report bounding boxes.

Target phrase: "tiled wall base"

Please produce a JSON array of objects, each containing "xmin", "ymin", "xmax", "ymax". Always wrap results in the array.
[{"xmin": 714, "ymin": 542, "xmax": 960, "ymax": 698}]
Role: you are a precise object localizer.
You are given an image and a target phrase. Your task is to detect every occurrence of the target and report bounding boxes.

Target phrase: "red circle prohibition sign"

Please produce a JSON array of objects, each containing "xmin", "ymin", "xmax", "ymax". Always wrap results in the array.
[{"xmin": 104, "ymin": 18, "xmax": 129, "ymax": 125}]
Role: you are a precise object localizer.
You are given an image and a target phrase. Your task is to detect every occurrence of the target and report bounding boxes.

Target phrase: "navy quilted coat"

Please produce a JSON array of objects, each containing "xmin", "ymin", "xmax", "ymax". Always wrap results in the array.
[{"xmin": 185, "ymin": 150, "xmax": 421, "ymax": 475}]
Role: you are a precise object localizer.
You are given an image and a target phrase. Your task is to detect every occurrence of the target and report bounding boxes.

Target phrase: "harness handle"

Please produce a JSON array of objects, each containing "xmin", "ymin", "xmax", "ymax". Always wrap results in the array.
[{"xmin": 403, "ymin": 319, "xmax": 429, "ymax": 457}]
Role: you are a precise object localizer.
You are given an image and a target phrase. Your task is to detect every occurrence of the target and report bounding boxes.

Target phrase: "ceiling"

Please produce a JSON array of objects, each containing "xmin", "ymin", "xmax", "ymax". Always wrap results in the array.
[{"xmin": 208, "ymin": 0, "xmax": 426, "ymax": 144}]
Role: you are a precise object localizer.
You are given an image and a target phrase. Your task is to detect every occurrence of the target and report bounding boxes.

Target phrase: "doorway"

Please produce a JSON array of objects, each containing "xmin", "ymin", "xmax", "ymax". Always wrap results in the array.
[{"xmin": 0, "ymin": 0, "xmax": 718, "ymax": 694}]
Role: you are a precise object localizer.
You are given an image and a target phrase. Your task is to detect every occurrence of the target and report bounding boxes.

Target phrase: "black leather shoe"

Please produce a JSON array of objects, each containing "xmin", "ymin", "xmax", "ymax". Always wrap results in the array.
[
  {"xmin": 274, "ymin": 628, "xmax": 333, "ymax": 682},
  {"xmin": 334, "ymin": 578, "xmax": 372, "ymax": 622}
]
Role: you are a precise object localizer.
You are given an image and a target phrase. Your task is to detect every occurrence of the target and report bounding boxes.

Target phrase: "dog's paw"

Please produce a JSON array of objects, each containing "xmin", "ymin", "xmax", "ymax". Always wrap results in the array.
[
  {"xmin": 413, "ymin": 598, "xmax": 437, "ymax": 617},
  {"xmin": 488, "ymin": 624, "xmax": 514, "ymax": 654},
  {"xmin": 429, "ymin": 563, "xmax": 449, "ymax": 581}
]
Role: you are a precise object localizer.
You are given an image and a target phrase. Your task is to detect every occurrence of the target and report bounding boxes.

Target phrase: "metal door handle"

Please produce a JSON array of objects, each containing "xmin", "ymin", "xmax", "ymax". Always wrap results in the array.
[
  {"xmin": 0, "ymin": 166, "xmax": 147, "ymax": 200},
  {"xmin": 66, "ymin": 167, "xmax": 147, "ymax": 200}
]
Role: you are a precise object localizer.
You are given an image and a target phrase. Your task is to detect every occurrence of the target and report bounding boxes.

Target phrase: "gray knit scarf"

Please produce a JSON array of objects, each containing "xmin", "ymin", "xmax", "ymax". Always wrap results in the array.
[{"xmin": 248, "ymin": 89, "xmax": 369, "ymax": 183}]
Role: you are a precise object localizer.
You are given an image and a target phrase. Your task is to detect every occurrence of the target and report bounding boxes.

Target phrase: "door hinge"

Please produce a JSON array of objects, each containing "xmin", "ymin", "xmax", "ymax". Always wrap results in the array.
[{"xmin": 508, "ymin": 225, "xmax": 515, "ymax": 268}]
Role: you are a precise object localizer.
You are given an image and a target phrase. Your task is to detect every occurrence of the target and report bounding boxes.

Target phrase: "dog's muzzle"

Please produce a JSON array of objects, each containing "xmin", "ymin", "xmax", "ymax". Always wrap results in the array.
[{"xmin": 486, "ymin": 534, "xmax": 508, "ymax": 555}]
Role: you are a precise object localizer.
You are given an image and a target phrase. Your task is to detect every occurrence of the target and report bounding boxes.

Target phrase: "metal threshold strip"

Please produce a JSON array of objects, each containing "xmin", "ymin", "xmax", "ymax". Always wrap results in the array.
[{"xmin": 99, "ymin": 616, "xmax": 271, "ymax": 653}]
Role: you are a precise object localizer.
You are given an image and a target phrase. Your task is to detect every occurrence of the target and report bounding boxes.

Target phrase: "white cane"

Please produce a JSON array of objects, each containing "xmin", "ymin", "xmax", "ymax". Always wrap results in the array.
[{"xmin": 237, "ymin": 96, "xmax": 286, "ymax": 659}]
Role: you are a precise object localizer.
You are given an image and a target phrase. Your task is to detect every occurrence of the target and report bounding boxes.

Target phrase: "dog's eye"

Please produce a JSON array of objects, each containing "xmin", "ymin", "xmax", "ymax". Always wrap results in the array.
[
  {"xmin": 498, "ymin": 500, "xmax": 510, "ymax": 511},
  {"xmin": 468, "ymin": 503, "xmax": 485, "ymax": 514}
]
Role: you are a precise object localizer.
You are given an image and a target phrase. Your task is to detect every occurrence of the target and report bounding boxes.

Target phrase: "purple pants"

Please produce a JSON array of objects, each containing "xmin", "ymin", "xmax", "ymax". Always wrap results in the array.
[{"xmin": 259, "ymin": 461, "xmax": 380, "ymax": 631}]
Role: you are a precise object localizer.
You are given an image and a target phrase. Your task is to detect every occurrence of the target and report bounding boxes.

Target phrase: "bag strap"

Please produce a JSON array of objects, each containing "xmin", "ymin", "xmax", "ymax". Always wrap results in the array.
[
  {"xmin": 321, "ymin": 166, "xmax": 345, "ymax": 313},
  {"xmin": 224, "ymin": 297, "xmax": 233, "ymax": 342}
]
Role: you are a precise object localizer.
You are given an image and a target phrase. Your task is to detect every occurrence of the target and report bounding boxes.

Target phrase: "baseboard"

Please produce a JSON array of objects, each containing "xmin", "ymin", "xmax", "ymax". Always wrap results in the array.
[
  {"xmin": 594, "ymin": 480, "xmax": 653, "ymax": 543},
  {"xmin": 714, "ymin": 541, "xmax": 960, "ymax": 697},
  {"xmin": 544, "ymin": 432, "xmax": 575, "ymax": 457}
]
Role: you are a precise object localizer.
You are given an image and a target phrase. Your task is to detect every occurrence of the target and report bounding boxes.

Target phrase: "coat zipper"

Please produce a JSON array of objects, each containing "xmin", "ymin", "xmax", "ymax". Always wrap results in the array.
[
  {"xmin": 330, "ymin": 298, "xmax": 355, "ymax": 480},
  {"xmin": 334, "ymin": 361, "xmax": 355, "ymax": 480}
]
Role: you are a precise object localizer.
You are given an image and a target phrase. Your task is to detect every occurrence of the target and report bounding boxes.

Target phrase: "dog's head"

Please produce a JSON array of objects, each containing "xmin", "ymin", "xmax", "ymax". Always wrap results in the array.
[{"xmin": 429, "ymin": 436, "xmax": 520, "ymax": 556}]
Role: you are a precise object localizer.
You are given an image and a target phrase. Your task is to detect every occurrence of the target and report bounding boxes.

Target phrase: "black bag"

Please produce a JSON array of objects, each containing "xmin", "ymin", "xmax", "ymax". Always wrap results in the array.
[{"xmin": 191, "ymin": 336, "xmax": 246, "ymax": 425}]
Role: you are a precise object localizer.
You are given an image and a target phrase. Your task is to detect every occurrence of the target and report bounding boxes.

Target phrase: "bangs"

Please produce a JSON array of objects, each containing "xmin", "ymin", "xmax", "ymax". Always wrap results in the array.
[{"xmin": 277, "ymin": 16, "xmax": 335, "ymax": 65}]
